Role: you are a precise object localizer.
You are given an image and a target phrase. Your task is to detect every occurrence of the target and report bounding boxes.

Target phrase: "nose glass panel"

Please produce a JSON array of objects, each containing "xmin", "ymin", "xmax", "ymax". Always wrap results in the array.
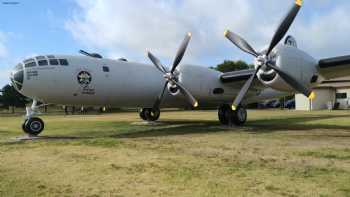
[{"xmin": 10, "ymin": 64, "xmax": 24, "ymax": 91}]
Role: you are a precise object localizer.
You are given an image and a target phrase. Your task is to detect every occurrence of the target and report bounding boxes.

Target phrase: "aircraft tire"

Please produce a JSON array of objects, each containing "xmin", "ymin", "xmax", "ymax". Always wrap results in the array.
[
  {"xmin": 144, "ymin": 108, "xmax": 160, "ymax": 122},
  {"xmin": 218, "ymin": 104, "xmax": 230, "ymax": 125},
  {"xmin": 22, "ymin": 119, "xmax": 29, "ymax": 133},
  {"xmin": 232, "ymin": 106, "xmax": 247, "ymax": 126},
  {"xmin": 24, "ymin": 117, "xmax": 44, "ymax": 136},
  {"xmin": 139, "ymin": 109, "xmax": 147, "ymax": 121}
]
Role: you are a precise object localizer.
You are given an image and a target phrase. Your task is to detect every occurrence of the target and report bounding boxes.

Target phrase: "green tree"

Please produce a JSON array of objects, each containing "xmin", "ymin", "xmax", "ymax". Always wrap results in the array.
[
  {"xmin": 213, "ymin": 60, "xmax": 253, "ymax": 73},
  {"xmin": 2, "ymin": 84, "xmax": 29, "ymax": 113},
  {"xmin": 0, "ymin": 93, "xmax": 3, "ymax": 109}
]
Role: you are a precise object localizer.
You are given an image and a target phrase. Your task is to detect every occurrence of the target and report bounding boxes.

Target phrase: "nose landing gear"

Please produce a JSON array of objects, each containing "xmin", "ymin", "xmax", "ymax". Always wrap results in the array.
[
  {"xmin": 22, "ymin": 100, "xmax": 45, "ymax": 136},
  {"xmin": 218, "ymin": 104, "xmax": 247, "ymax": 126},
  {"xmin": 139, "ymin": 108, "xmax": 160, "ymax": 122}
]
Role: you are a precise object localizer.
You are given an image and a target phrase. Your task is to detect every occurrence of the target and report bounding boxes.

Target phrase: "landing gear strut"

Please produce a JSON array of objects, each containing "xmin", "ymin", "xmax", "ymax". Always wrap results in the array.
[
  {"xmin": 139, "ymin": 108, "xmax": 160, "ymax": 122},
  {"xmin": 22, "ymin": 100, "xmax": 45, "ymax": 136},
  {"xmin": 218, "ymin": 104, "xmax": 247, "ymax": 126}
]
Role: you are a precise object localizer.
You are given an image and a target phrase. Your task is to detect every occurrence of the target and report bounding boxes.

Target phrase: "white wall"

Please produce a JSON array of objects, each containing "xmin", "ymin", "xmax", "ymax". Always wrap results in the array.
[
  {"xmin": 295, "ymin": 93, "xmax": 311, "ymax": 111},
  {"xmin": 295, "ymin": 88, "xmax": 335, "ymax": 110}
]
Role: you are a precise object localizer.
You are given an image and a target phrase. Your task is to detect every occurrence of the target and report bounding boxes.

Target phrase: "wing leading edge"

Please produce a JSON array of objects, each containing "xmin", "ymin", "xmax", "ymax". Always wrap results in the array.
[
  {"xmin": 220, "ymin": 69, "xmax": 255, "ymax": 83},
  {"xmin": 219, "ymin": 69, "xmax": 265, "ymax": 90}
]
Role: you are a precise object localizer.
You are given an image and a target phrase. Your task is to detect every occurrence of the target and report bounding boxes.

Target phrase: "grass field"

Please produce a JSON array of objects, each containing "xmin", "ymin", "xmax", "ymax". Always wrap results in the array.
[{"xmin": 1, "ymin": 110, "xmax": 350, "ymax": 197}]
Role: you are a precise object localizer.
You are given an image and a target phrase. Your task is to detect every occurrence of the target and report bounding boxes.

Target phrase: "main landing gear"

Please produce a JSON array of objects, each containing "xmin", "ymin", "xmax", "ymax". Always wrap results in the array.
[
  {"xmin": 22, "ymin": 100, "xmax": 45, "ymax": 136},
  {"xmin": 139, "ymin": 108, "xmax": 160, "ymax": 122},
  {"xmin": 218, "ymin": 104, "xmax": 247, "ymax": 126}
]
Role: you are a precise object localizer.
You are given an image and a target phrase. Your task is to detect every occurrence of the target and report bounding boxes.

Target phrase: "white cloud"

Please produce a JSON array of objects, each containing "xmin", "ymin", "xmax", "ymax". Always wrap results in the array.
[
  {"xmin": 66, "ymin": 0, "xmax": 350, "ymax": 65},
  {"xmin": 293, "ymin": 6, "xmax": 350, "ymax": 58},
  {"xmin": 0, "ymin": 68, "xmax": 11, "ymax": 87},
  {"xmin": 0, "ymin": 31, "xmax": 10, "ymax": 88},
  {"xmin": 0, "ymin": 32, "xmax": 8, "ymax": 59}
]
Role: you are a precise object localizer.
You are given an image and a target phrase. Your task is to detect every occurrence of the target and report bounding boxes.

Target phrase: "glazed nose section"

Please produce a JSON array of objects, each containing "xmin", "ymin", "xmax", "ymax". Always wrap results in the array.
[{"xmin": 10, "ymin": 63, "xmax": 24, "ymax": 91}]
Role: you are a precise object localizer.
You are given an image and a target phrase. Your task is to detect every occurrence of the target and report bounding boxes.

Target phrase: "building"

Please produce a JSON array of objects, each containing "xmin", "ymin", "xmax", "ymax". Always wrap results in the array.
[{"xmin": 295, "ymin": 76, "xmax": 350, "ymax": 110}]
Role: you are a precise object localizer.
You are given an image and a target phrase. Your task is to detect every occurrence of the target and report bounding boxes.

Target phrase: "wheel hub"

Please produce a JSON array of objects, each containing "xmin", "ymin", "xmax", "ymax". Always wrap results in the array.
[{"xmin": 30, "ymin": 121, "xmax": 42, "ymax": 131}]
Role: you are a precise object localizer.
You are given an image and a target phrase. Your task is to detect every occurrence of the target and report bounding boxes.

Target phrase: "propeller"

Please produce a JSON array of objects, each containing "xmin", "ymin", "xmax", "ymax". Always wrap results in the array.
[
  {"xmin": 224, "ymin": 0, "xmax": 315, "ymax": 110},
  {"xmin": 147, "ymin": 32, "xmax": 198, "ymax": 110}
]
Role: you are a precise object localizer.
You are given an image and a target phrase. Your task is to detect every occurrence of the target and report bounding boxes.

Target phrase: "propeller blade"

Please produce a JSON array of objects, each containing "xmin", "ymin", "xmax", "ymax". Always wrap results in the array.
[
  {"xmin": 171, "ymin": 32, "xmax": 192, "ymax": 73},
  {"xmin": 266, "ymin": 0, "xmax": 303, "ymax": 56},
  {"xmin": 152, "ymin": 81, "xmax": 169, "ymax": 110},
  {"xmin": 147, "ymin": 51, "xmax": 168, "ymax": 74},
  {"xmin": 266, "ymin": 62, "xmax": 315, "ymax": 100},
  {"xmin": 171, "ymin": 80, "xmax": 198, "ymax": 108},
  {"xmin": 224, "ymin": 30, "xmax": 259, "ymax": 57},
  {"xmin": 231, "ymin": 68, "xmax": 260, "ymax": 110}
]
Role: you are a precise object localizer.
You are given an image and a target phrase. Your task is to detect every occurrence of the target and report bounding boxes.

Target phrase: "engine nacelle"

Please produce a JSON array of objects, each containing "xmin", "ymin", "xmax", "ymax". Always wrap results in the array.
[{"xmin": 257, "ymin": 45, "xmax": 318, "ymax": 92}]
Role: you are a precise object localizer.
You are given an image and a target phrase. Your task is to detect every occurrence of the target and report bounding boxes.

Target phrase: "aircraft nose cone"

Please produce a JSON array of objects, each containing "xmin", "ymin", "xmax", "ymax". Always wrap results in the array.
[{"xmin": 10, "ymin": 63, "xmax": 24, "ymax": 91}]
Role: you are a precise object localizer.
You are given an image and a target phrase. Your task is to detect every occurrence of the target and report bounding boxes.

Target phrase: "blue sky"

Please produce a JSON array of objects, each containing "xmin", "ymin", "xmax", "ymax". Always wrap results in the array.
[
  {"xmin": 0, "ymin": 0, "xmax": 81, "ymax": 87},
  {"xmin": 1, "ymin": 0, "xmax": 350, "ymax": 87},
  {"xmin": 0, "ymin": 0, "xmax": 79, "ymax": 62}
]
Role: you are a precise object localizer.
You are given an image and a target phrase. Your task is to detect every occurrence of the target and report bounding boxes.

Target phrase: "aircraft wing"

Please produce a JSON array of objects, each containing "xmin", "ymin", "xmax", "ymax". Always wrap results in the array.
[
  {"xmin": 219, "ymin": 69, "xmax": 265, "ymax": 90},
  {"xmin": 318, "ymin": 55, "xmax": 350, "ymax": 79}
]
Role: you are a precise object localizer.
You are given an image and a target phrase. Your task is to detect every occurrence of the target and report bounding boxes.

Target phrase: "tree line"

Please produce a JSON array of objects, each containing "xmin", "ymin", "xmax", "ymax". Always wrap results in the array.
[{"xmin": 0, "ymin": 84, "xmax": 29, "ymax": 113}]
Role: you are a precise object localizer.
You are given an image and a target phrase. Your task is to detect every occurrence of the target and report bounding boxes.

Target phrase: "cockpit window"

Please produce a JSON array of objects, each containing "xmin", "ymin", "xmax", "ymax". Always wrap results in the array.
[
  {"xmin": 47, "ymin": 55, "xmax": 55, "ymax": 58},
  {"xmin": 24, "ymin": 58, "xmax": 35, "ymax": 63},
  {"xmin": 38, "ymin": 59, "xmax": 48, "ymax": 66},
  {"xmin": 36, "ymin": 56, "xmax": 46, "ymax": 60},
  {"xmin": 49, "ymin": 59, "xmax": 59, "ymax": 65},
  {"xmin": 25, "ymin": 61, "xmax": 37, "ymax": 68},
  {"xmin": 15, "ymin": 63, "xmax": 23, "ymax": 71},
  {"xmin": 59, "ymin": 59, "xmax": 69, "ymax": 66}
]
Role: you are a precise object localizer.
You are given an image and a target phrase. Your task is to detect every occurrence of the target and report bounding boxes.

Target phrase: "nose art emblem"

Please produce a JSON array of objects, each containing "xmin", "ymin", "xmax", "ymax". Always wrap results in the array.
[{"xmin": 77, "ymin": 71, "xmax": 92, "ymax": 86}]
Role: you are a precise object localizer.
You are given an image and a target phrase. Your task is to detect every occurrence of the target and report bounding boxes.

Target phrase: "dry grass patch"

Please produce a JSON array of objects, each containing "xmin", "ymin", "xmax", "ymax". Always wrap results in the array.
[{"xmin": 1, "ymin": 110, "xmax": 350, "ymax": 196}]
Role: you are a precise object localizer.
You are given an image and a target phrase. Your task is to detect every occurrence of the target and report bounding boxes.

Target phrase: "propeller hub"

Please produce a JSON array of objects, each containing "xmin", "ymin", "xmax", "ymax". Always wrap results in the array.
[
  {"xmin": 254, "ymin": 55, "xmax": 268, "ymax": 68},
  {"xmin": 163, "ymin": 71, "xmax": 179, "ymax": 82},
  {"xmin": 163, "ymin": 73, "xmax": 172, "ymax": 80}
]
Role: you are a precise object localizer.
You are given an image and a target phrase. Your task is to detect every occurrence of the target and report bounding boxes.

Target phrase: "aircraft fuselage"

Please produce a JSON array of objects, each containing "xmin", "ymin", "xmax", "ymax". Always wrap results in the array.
[{"xmin": 12, "ymin": 55, "xmax": 260, "ymax": 108}]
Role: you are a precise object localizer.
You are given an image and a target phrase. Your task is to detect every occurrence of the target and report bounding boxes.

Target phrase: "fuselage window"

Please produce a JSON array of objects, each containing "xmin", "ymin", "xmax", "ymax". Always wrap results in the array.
[
  {"xmin": 59, "ymin": 59, "xmax": 69, "ymax": 66},
  {"xmin": 25, "ymin": 61, "xmax": 37, "ymax": 68},
  {"xmin": 213, "ymin": 88, "xmax": 225, "ymax": 95},
  {"xmin": 38, "ymin": 60, "xmax": 48, "ymax": 66},
  {"xmin": 49, "ymin": 59, "xmax": 59, "ymax": 65},
  {"xmin": 103, "ymin": 66, "xmax": 110, "ymax": 72}
]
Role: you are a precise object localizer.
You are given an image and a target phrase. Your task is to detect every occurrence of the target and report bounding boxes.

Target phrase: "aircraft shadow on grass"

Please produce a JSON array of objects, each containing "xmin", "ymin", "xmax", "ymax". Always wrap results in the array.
[
  {"xmin": 111, "ymin": 114, "xmax": 350, "ymax": 139},
  {"xmin": 6, "ymin": 114, "xmax": 350, "ymax": 142}
]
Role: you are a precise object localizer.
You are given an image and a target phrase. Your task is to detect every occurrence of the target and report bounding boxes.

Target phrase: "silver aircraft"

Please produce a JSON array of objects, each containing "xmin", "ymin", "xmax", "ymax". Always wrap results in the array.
[{"xmin": 9, "ymin": 0, "xmax": 350, "ymax": 135}]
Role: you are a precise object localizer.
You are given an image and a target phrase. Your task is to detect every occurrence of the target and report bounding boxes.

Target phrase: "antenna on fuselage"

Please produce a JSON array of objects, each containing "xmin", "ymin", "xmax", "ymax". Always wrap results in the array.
[{"xmin": 79, "ymin": 50, "xmax": 103, "ymax": 59}]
